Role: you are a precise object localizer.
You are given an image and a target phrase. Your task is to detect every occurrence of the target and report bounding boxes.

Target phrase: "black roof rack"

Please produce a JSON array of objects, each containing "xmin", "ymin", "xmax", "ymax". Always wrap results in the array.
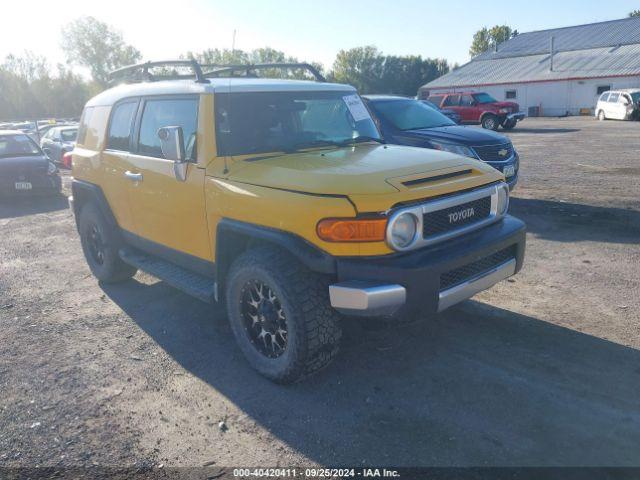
[
  {"xmin": 203, "ymin": 63, "xmax": 326, "ymax": 82},
  {"xmin": 109, "ymin": 59, "xmax": 209, "ymax": 85},
  {"xmin": 109, "ymin": 60, "xmax": 326, "ymax": 85}
]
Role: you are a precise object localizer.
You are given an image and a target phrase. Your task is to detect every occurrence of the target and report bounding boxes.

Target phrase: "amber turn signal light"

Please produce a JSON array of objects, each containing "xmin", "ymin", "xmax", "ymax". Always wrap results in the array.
[{"xmin": 316, "ymin": 218, "xmax": 387, "ymax": 242}]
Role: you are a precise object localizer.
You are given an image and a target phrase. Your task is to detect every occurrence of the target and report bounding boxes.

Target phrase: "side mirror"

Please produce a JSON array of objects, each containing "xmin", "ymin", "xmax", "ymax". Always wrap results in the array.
[
  {"xmin": 157, "ymin": 126, "xmax": 188, "ymax": 182},
  {"xmin": 158, "ymin": 126, "xmax": 185, "ymax": 162}
]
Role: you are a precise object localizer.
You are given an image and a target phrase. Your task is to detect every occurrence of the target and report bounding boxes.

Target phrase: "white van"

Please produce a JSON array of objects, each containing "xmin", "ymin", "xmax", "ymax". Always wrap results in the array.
[{"xmin": 595, "ymin": 89, "xmax": 640, "ymax": 121}]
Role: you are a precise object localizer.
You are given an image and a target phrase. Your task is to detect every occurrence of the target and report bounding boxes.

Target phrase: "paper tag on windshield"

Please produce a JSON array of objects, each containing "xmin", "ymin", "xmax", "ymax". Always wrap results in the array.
[{"xmin": 343, "ymin": 94, "xmax": 370, "ymax": 122}]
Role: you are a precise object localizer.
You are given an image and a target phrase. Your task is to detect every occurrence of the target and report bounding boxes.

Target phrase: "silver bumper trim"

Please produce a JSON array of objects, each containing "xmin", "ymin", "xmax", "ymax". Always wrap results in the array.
[
  {"xmin": 329, "ymin": 281, "xmax": 406, "ymax": 317},
  {"xmin": 507, "ymin": 112, "xmax": 526, "ymax": 121},
  {"xmin": 438, "ymin": 258, "xmax": 516, "ymax": 312}
]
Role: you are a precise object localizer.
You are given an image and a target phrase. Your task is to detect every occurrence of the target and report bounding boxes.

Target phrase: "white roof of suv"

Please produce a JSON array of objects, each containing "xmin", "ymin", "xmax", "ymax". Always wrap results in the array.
[{"xmin": 86, "ymin": 78, "xmax": 356, "ymax": 107}]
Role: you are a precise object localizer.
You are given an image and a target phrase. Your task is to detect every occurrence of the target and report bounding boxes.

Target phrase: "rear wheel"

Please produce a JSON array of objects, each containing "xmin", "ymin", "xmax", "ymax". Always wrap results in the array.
[
  {"xmin": 78, "ymin": 203, "xmax": 136, "ymax": 283},
  {"xmin": 502, "ymin": 118, "xmax": 517, "ymax": 130},
  {"xmin": 225, "ymin": 247, "xmax": 342, "ymax": 383},
  {"xmin": 481, "ymin": 114, "xmax": 499, "ymax": 130},
  {"xmin": 597, "ymin": 110, "xmax": 606, "ymax": 121}
]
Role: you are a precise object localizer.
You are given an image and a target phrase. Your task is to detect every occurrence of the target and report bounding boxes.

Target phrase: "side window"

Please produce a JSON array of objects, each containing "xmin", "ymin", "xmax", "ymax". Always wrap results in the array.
[
  {"xmin": 599, "ymin": 92, "xmax": 610, "ymax": 102},
  {"xmin": 107, "ymin": 102, "xmax": 137, "ymax": 151},
  {"xmin": 443, "ymin": 95, "xmax": 460, "ymax": 107},
  {"xmin": 608, "ymin": 93, "xmax": 620, "ymax": 103},
  {"xmin": 460, "ymin": 94, "xmax": 475, "ymax": 106},
  {"xmin": 76, "ymin": 107, "xmax": 93, "ymax": 146},
  {"xmin": 427, "ymin": 95, "xmax": 444, "ymax": 106},
  {"xmin": 138, "ymin": 98, "xmax": 198, "ymax": 160}
]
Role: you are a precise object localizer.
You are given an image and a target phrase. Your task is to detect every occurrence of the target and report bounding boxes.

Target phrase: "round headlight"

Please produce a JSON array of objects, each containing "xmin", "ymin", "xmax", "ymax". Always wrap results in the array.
[
  {"xmin": 389, "ymin": 212, "xmax": 418, "ymax": 249},
  {"xmin": 497, "ymin": 184, "xmax": 509, "ymax": 215}
]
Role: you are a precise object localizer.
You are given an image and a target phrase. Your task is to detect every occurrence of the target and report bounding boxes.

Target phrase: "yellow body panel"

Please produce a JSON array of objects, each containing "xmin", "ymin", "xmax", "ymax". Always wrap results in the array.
[{"xmin": 73, "ymin": 92, "xmax": 505, "ymax": 259}]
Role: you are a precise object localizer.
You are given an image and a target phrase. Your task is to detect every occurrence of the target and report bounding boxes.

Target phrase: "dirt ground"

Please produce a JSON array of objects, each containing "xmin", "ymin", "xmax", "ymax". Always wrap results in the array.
[{"xmin": 1, "ymin": 116, "xmax": 639, "ymax": 471}]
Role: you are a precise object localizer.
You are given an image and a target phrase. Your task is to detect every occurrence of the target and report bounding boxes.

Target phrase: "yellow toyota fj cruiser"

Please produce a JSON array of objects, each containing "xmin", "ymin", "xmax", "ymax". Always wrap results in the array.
[{"xmin": 70, "ymin": 61, "xmax": 525, "ymax": 383}]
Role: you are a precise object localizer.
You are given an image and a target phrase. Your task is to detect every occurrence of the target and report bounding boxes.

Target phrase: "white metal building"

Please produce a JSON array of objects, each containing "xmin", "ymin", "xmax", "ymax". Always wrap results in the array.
[{"xmin": 419, "ymin": 17, "xmax": 640, "ymax": 116}]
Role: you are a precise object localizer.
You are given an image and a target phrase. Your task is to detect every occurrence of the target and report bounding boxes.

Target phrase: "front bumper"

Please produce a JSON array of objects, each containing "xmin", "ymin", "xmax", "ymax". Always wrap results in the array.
[
  {"xmin": 329, "ymin": 215, "xmax": 525, "ymax": 317},
  {"xmin": 506, "ymin": 112, "xmax": 526, "ymax": 122}
]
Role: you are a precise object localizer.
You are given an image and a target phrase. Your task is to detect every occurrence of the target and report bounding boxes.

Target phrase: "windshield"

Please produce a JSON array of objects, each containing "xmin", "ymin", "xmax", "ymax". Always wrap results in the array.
[
  {"xmin": 0, "ymin": 134, "xmax": 42, "ymax": 158},
  {"xmin": 369, "ymin": 99, "xmax": 455, "ymax": 130},
  {"xmin": 474, "ymin": 93, "xmax": 498, "ymax": 104},
  {"xmin": 61, "ymin": 129, "xmax": 78, "ymax": 142},
  {"xmin": 215, "ymin": 91, "xmax": 381, "ymax": 156}
]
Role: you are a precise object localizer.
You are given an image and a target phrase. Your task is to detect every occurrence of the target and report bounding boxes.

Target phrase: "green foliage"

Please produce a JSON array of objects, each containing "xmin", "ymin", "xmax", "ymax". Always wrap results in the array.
[
  {"xmin": 630, "ymin": 9, "xmax": 640, "ymax": 16},
  {"xmin": 0, "ymin": 53, "xmax": 90, "ymax": 121},
  {"xmin": 330, "ymin": 46, "xmax": 450, "ymax": 95},
  {"xmin": 61, "ymin": 16, "xmax": 141, "ymax": 86},
  {"xmin": 184, "ymin": 47, "xmax": 323, "ymax": 80},
  {"xmin": 469, "ymin": 25, "xmax": 518, "ymax": 57}
]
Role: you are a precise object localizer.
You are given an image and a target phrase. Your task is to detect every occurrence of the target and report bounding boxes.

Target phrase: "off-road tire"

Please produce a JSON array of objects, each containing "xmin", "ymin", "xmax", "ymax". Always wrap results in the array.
[
  {"xmin": 78, "ymin": 203, "xmax": 136, "ymax": 283},
  {"xmin": 502, "ymin": 118, "xmax": 517, "ymax": 130},
  {"xmin": 597, "ymin": 110, "xmax": 606, "ymax": 121},
  {"xmin": 481, "ymin": 114, "xmax": 500, "ymax": 130},
  {"xmin": 225, "ymin": 246, "xmax": 342, "ymax": 384}
]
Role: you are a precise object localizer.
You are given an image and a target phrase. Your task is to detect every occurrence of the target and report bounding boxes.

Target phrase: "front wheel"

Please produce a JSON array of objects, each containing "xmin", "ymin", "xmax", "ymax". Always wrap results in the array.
[
  {"xmin": 225, "ymin": 247, "xmax": 342, "ymax": 383},
  {"xmin": 502, "ymin": 118, "xmax": 517, "ymax": 130},
  {"xmin": 481, "ymin": 114, "xmax": 500, "ymax": 130}
]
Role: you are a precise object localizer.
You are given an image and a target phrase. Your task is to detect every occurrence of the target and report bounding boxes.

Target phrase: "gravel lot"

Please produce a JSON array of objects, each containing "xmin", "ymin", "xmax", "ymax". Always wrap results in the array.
[{"xmin": 1, "ymin": 116, "xmax": 639, "ymax": 471}]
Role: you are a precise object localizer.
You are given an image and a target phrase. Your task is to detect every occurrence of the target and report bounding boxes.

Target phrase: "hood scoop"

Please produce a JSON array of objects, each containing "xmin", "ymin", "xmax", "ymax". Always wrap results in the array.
[
  {"xmin": 401, "ymin": 169, "xmax": 473, "ymax": 187},
  {"xmin": 388, "ymin": 165, "xmax": 482, "ymax": 191}
]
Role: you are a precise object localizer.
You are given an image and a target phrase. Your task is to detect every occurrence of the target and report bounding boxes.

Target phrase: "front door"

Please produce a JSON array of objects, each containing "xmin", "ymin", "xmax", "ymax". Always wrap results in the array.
[
  {"xmin": 459, "ymin": 94, "xmax": 479, "ymax": 123},
  {"xmin": 125, "ymin": 95, "xmax": 212, "ymax": 264}
]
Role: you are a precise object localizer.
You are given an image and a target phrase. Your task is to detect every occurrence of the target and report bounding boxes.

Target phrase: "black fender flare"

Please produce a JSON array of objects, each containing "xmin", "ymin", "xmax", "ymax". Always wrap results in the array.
[
  {"xmin": 215, "ymin": 218, "xmax": 336, "ymax": 294},
  {"xmin": 71, "ymin": 179, "xmax": 118, "ymax": 229}
]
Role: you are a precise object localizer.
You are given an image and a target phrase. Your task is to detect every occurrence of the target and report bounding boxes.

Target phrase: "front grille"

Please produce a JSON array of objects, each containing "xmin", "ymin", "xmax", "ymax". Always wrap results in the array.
[
  {"xmin": 472, "ymin": 143, "xmax": 513, "ymax": 162},
  {"xmin": 423, "ymin": 196, "xmax": 491, "ymax": 237},
  {"xmin": 440, "ymin": 246, "xmax": 516, "ymax": 290}
]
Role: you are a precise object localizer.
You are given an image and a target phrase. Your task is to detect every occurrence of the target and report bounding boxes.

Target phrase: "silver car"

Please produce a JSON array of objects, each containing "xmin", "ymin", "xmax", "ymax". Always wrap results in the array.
[{"xmin": 40, "ymin": 126, "xmax": 78, "ymax": 164}]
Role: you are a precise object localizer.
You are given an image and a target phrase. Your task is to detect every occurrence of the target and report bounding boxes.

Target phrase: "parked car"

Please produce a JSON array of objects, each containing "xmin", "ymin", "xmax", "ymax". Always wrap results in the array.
[
  {"xmin": 420, "ymin": 99, "xmax": 461, "ymax": 124},
  {"xmin": 595, "ymin": 89, "xmax": 640, "ymax": 121},
  {"xmin": 364, "ymin": 95, "xmax": 519, "ymax": 190},
  {"xmin": 427, "ymin": 91, "xmax": 525, "ymax": 130},
  {"xmin": 40, "ymin": 125, "xmax": 78, "ymax": 165},
  {"xmin": 0, "ymin": 130, "xmax": 62, "ymax": 196},
  {"xmin": 70, "ymin": 60, "xmax": 525, "ymax": 383}
]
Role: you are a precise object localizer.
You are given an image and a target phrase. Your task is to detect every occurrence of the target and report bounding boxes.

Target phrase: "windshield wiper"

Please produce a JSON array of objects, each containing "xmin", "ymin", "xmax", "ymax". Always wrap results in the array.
[
  {"xmin": 284, "ymin": 139, "xmax": 344, "ymax": 152},
  {"xmin": 338, "ymin": 135, "xmax": 384, "ymax": 146}
]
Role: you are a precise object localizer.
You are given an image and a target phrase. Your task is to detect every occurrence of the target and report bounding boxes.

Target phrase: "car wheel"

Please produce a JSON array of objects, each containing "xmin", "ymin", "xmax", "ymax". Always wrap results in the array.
[
  {"xmin": 502, "ymin": 118, "xmax": 517, "ymax": 130},
  {"xmin": 481, "ymin": 114, "xmax": 499, "ymax": 130},
  {"xmin": 226, "ymin": 246, "xmax": 342, "ymax": 384},
  {"xmin": 597, "ymin": 110, "xmax": 606, "ymax": 121},
  {"xmin": 78, "ymin": 203, "xmax": 137, "ymax": 283}
]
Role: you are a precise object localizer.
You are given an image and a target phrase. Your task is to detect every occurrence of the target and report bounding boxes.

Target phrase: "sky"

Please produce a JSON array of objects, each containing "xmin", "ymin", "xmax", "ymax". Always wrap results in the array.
[{"xmin": 1, "ymin": 0, "xmax": 639, "ymax": 73}]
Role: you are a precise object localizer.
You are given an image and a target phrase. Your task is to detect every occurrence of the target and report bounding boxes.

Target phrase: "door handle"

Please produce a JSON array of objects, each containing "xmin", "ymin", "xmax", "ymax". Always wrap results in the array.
[{"xmin": 124, "ymin": 171, "xmax": 143, "ymax": 182}]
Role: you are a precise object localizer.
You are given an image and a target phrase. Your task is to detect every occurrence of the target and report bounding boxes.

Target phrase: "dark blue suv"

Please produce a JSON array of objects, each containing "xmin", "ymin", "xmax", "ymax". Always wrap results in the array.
[{"xmin": 364, "ymin": 95, "xmax": 519, "ymax": 190}]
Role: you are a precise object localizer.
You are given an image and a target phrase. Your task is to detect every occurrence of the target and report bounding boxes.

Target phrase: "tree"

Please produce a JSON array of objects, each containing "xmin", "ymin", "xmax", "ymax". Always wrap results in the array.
[
  {"xmin": 469, "ymin": 25, "xmax": 518, "ymax": 57},
  {"xmin": 61, "ymin": 16, "xmax": 141, "ymax": 86},
  {"xmin": 185, "ymin": 47, "xmax": 323, "ymax": 80},
  {"xmin": 630, "ymin": 9, "xmax": 640, "ymax": 16},
  {"xmin": 330, "ymin": 46, "xmax": 450, "ymax": 95}
]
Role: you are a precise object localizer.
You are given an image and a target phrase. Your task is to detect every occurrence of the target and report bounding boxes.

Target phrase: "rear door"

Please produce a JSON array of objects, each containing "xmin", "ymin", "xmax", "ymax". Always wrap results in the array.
[
  {"xmin": 442, "ymin": 94, "xmax": 462, "ymax": 119},
  {"xmin": 459, "ymin": 94, "xmax": 480, "ymax": 123},
  {"xmin": 126, "ymin": 95, "xmax": 212, "ymax": 263},
  {"xmin": 100, "ymin": 100, "xmax": 139, "ymax": 233}
]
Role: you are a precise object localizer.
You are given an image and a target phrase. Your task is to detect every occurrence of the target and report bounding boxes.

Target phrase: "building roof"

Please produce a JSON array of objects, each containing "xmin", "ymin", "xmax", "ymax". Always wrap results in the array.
[
  {"xmin": 87, "ymin": 78, "xmax": 355, "ymax": 107},
  {"xmin": 423, "ymin": 17, "xmax": 640, "ymax": 89}
]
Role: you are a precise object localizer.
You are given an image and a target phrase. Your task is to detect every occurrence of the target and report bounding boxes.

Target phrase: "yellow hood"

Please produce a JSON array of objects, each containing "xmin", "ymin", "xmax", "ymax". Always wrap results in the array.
[{"xmin": 227, "ymin": 144, "xmax": 504, "ymax": 212}]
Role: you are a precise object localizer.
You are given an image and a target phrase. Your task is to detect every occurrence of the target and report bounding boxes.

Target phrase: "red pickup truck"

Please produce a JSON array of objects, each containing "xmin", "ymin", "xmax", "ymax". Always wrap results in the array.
[{"xmin": 426, "ymin": 92, "xmax": 525, "ymax": 131}]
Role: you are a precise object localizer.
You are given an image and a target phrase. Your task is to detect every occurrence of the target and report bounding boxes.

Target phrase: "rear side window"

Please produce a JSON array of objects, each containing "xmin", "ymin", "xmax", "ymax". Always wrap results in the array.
[
  {"xmin": 443, "ymin": 95, "xmax": 460, "ymax": 107},
  {"xmin": 137, "ymin": 98, "xmax": 198, "ymax": 160},
  {"xmin": 427, "ymin": 95, "xmax": 444, "ymax": 106},
  {"xmin": 460, "ymin": 94, "xmax": 475, "ymax": 106},
  {"xmin": 107, "ymin": 101, "xmax": 137, "ymax": 151},
  {"xmin": 76, "ymin": 107, "xmax": 94, "ymax": 146}
]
